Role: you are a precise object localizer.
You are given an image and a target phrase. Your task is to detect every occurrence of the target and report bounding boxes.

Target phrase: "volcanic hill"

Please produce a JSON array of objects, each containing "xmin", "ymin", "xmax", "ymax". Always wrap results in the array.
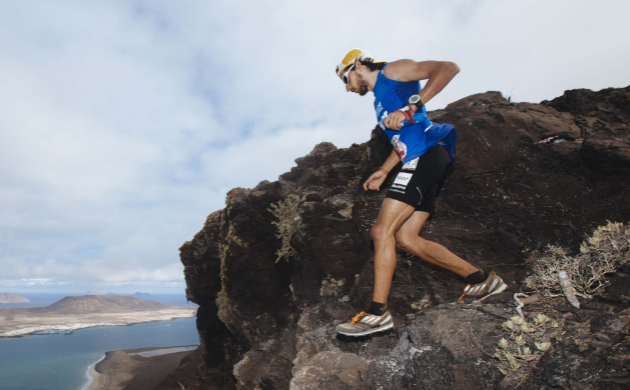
[{"xmin": 29, "ymin": 295, "xmax": 170, "ymax": 314}]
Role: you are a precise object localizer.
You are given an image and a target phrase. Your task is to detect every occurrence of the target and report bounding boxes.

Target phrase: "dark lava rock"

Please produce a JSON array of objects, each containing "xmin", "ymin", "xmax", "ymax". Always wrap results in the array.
[{"xmin": 164, "ymin": 87, "xmax": 630, "ymax": 390}]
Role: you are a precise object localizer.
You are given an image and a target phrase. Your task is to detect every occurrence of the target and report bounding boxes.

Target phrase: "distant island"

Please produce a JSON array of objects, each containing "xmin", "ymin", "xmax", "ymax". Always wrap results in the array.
[
  {"xmin": 131, "ymin": 292, "xmax": 153, "ymax": 299},
  {"xmin": 0, "ymin": 293, "xmax": 30, "ymax": 303},
  {"xmin": 0, "ymin": 295, "xmax": 196, "ymax": 337},
  {"xmin": 86, "ymin": 291, "xmax": 154, "ymax": 299}
]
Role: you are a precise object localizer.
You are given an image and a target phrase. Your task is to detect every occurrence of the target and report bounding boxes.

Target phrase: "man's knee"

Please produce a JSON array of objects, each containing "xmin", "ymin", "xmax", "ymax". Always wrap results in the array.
[
  {"xmin": 371, "ymin": 224, "xmax": 391, "ymax": 243},
  {"xmin": 395, "ymin": 232, "xmax": 419, "ymax": 252},
  {"xmin": 396, "ymin": 233, "xmax": 429, "ymax": 254}
]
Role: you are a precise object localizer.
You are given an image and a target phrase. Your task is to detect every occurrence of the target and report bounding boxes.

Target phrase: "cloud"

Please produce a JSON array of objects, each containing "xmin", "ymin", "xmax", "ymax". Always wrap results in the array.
[
  {"xmin": 0, "ymin": 277, "xmax": 185, "ymax": 294},
  {"xmin": 0, "ymin": 278, "xmax": 69, "ymax": 287},
  {"xmin": 0, "ymin": 0, "xmax": 628, "ymax": 291}
]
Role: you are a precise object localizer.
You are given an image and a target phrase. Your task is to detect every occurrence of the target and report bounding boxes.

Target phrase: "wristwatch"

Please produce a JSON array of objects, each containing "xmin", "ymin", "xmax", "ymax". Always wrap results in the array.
[{"xmin": 408, "ymin": 94, "xmax": 423, "ymax": 111}]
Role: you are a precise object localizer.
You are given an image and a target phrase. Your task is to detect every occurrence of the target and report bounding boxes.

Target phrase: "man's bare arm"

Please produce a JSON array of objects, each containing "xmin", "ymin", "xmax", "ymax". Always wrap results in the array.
[
  {"xmin": 381, "ymin": 148, "xmax": 401, "ymax": 172},
  {"xmin": 363, "ymin": 149, "xmax": 400, "ymax": 191},
  {"xmin": 383, "ymin": 60, "xmax": 460, "ymax": 105}
]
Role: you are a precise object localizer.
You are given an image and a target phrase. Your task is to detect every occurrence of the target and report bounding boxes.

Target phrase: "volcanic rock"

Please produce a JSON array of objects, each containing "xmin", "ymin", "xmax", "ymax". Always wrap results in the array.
[{"xmin": 172, "ymin": 87, "xmax": 630, "ymax": 389}]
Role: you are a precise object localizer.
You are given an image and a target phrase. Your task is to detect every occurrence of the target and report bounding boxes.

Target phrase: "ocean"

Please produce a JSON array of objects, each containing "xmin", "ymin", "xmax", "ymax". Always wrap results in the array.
[{"xmin": 0, "ymin": 294, "xmax": 200, "ymax": 390}]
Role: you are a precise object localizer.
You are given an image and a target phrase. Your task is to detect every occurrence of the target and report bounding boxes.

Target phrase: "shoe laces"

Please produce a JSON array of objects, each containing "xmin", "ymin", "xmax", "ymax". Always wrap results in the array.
[
  {"xmin": 351, "ymin": 311, "xmax": 368, "ymax": 323},
  {"xmin": 458, "ymin": 284, "xmax": 472, "ymax": 301}
]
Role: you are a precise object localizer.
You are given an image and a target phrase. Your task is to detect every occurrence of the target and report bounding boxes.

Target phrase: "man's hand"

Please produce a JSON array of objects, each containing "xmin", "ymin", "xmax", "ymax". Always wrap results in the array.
[
  {"xmin": 363, "ymin": 169, "xmax": 388, "ymax": 191},
  {"xmin": 383, "ymin": 110, "xmax": 407, "ymax": 131},
  {"xmin": 383, "ymin": 106, "xmax": 416, "ymax": 131}
]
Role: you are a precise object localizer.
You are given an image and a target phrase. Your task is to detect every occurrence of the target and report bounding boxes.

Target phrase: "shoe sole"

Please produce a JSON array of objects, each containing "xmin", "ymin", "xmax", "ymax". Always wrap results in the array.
[
  {"xmin": 470, "ymin": 281, "xmax": 508, "ymax": 304},
  {"xmin": 336, "ymin": 321, "xmax": 394, "ymax": 337}
]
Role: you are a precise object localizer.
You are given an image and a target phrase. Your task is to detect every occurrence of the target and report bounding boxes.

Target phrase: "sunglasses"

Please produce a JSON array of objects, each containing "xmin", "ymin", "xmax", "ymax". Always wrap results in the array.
[{"xmin": 341, "ymin": 64, "xmax": 355, "ymax": 85}]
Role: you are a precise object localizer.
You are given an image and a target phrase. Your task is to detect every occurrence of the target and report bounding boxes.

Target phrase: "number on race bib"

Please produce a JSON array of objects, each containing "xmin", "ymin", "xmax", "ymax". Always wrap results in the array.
[{"xmin": 393, "ymin": 172, "xmax": 413, "ymax": 187}]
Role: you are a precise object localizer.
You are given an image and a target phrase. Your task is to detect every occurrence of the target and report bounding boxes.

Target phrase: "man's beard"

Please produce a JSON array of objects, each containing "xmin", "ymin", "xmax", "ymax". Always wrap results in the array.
[{"xmin": 357, "ymin": 73, "xmax": 369, "ymax": 96}]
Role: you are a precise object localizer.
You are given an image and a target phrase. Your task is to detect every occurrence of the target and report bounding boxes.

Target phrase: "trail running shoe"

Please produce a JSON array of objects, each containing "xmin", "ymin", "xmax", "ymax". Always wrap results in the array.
[
  {"xmin": 458, "ymin": 272, "xmax": 508, "ymax": 304},
  {"xmin": 336, "ymin": 310, "xmax": 393, "ymax": 337}
]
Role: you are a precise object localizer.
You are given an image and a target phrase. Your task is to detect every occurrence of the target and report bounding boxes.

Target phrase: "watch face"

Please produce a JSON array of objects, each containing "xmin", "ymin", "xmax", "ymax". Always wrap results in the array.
[{"xmin": 409, "ymin": 95, "xmax": 421, "ymax": 105}]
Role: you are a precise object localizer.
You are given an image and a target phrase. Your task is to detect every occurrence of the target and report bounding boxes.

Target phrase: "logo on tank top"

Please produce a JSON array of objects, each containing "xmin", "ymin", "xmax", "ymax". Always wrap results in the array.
[{"xmin": 377, "ymin": 102, "xmax": 389, "ymax": 130}]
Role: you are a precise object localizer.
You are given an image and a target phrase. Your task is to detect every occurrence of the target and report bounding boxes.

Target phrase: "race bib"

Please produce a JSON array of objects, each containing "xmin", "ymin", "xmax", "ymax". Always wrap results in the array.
[
  {"xmin": 393, "ymin": 172, "xmax": 413, "ymax": 188},
  {"xmin": 402, "ymin": 157, "xmax": 418, "ymax": 170}
]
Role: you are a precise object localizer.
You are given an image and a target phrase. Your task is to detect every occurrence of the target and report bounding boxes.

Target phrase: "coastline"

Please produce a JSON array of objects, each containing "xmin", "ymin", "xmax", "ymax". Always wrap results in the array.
[
  {"xmin": 85, "ymin": 345, "xmax": 198, "ymax": 390},
  {"xmin": 81, "ymin": 356, "xmax": 107, "ymax": 390},
  {"xmin": 0, "ymin": 307, "xmax": 197, "ymax": 337},
  {"xmin": 1, "ymin": 322, "xmax": 125, "ymax": 337}
]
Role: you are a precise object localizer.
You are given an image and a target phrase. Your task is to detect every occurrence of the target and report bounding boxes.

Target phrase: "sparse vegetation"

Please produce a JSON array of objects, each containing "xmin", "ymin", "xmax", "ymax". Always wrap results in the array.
[
  {"xmin": 524, "ymin": 221, "xmax": 630, "ymax": 299},
  {"xmin": 494, "ymin": 313, "xmax": 559, "ymax": 378},
  {"xmin": 319, "ymin": 275, "xmax": 345, "ymax": 297},
  {"xmin": 499, "ymin": 222, "xmax": 630, "ymax": 381},
  {"xmin": 268, "ymin": 194, "xmax": 302, "ymax": 263},
  {"xmin": 410, "ymin": 295, "xmax": 431, "ymax": 311}
]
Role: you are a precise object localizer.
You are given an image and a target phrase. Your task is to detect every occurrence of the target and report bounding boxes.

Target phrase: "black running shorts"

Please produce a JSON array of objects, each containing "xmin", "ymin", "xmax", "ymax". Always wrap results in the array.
[{"xmin": 386, "ymin": 144, "xmax": 451, "ymax": 214}]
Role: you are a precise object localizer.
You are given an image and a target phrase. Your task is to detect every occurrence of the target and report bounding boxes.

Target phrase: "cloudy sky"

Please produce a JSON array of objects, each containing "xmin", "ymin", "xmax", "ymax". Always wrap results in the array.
[{"xmin": 1, "ymin": 0, "xmax": 628, "ymax": 294}]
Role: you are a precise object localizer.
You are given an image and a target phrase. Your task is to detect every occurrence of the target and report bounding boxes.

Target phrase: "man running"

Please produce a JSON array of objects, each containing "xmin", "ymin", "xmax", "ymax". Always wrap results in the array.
[{"xmin": 334, "ymin": 49, "xmax": 507, "ymax": 337}]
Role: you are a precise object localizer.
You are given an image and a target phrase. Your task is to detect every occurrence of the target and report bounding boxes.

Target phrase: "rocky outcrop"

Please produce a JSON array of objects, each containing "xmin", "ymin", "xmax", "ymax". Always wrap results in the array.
[{"xmin": 174, "ymin": 87, "xmax": 630, "ymax": 389}]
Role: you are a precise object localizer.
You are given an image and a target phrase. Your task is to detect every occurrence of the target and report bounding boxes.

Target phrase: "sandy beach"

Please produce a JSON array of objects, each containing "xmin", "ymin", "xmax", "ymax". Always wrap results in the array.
[{"xmin": 86, "ymin": 346, "xmax": 198, "ymax": 390}]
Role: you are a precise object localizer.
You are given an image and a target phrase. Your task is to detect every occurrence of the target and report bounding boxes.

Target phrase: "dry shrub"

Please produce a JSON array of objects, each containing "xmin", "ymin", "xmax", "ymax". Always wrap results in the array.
[
  {"xmin": 525, "ymin": 221, "xmax": 630, "ymax": 298},
  {"xmin": 268, "ymin": 194, "xmax": 302, "ymax": 263}
]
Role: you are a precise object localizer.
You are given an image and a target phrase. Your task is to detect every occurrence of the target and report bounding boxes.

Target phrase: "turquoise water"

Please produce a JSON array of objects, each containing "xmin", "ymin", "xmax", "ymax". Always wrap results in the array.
[{"xmin": 0, "ymin": 317, "xmax": 199, "ymax": 390}]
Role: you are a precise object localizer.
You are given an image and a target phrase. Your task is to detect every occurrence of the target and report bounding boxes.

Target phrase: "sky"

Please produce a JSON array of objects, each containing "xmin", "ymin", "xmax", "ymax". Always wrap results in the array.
[{"xmin": 0, "ymin": 0, "xmax": 628, "ymax": 294}]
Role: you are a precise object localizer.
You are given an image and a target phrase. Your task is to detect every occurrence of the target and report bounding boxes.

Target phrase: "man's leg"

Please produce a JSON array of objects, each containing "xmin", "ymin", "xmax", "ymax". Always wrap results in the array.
[
  {"xmin": 336, "ymin": 198, "xmax": 414, "ymax": 337},
  {"xmin": 395, "ymin": 211, "xmax": 479, "ymax": 277},
  {"xmin": 395, "ymin": 210, "xmax": 508, "ymax": 303},
  {"xmin": 370, "ymin": 198, "xmax": 416, "ymax": 304}
]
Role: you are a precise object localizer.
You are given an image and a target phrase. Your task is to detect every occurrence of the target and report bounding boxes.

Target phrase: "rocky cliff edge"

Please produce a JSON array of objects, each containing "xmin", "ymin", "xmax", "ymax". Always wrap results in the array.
[{"xmin": 167, "ymin": 87, "xmax": 630, "ymax": 390}]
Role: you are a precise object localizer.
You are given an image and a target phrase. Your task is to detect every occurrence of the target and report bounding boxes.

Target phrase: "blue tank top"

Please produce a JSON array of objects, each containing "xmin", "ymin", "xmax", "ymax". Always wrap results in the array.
[{"xmin": 373, "ymin": 65, "xmax": 456, "ymax": 167}]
